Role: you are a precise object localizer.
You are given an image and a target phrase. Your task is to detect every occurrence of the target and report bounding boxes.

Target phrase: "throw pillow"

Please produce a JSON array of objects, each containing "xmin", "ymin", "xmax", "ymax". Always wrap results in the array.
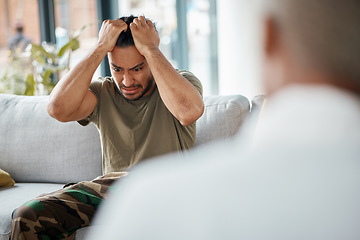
[{"xmin": 0, "ymin": 168, "xmax": 15, "ymax": 187}]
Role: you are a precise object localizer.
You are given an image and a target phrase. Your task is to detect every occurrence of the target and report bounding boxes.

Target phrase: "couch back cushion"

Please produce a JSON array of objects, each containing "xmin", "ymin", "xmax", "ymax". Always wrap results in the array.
[
  {"xmin": 0, "ymin": 94, "xmax": 249, "ymax": 183},
  {"xmin": 0, "ymin": 94, "xmax": 102, "ymax": 183},
  {"xmin": 195, "ymin": 95, "xmax": 250, "ymax": 146}
]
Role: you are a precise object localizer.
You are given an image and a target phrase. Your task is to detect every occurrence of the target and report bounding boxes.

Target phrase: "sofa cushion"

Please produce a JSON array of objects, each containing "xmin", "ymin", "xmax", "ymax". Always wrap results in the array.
[
  {"xmin": 0, "ymin": 94, "xmax": 102, "ymax": 183},
  {"xmin": 250, "ymin": 94, "xmax": 266, "ymax": 113},
  {"xmin": 0, "ymin": 169, "xmax": 15, "ymax": 187},
  {"xmin": 0, "ymin": 183, "xmax": 64, "ymax": 240},
  {"xmin": 195, "ymin": 95, "xmax": 250, "ymax": 146}
]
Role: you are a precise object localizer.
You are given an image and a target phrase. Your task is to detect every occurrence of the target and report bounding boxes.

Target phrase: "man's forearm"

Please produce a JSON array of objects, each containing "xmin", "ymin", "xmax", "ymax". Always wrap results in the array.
[
  {"xmin": 144, "ymin": 49, "xmax": 204, "ymax": 126},
  {"xmin": 48, "ymin": 18, "xmax": 128, "ymax": 121},
  {"xmin": 129, "ymin": 16, "xmax": 204, "ymax": 126},
  {"xmin": 48, "ymin": 44, "xmax": 107, "ymax": 119}
]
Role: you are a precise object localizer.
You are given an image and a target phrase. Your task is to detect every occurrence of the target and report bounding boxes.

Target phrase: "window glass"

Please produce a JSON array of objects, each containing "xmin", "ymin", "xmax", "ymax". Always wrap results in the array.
[
  {"xmin": 0, "ymin": 0, "xmax": 40, "ymax": 94},
  {"xmin": 117, "ymin": 0, "xmax": 178, "ymax": 67},
  {"xmin": 54, "ymin": 0, "xmax": 99, "ymax": 76},
  {"xmin": 187, "ymin": 0, "xmax": 217, "ymax": 95},
  {"xmin": 1, "ymin": 0, "xmax": 219, "ymax": 96},
  {"xmin": 0, "ymin": 0, "xmax": 40, "ymax": 64},
  {"xmin": 117, "ymin": 0, "xmax": 218, "ymax": 96}
]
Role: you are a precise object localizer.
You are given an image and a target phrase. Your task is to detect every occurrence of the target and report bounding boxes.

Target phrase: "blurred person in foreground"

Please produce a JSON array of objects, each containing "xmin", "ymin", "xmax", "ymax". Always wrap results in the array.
[
  {"xmin": 10, "ymin": 15, "xmax": 203, "ymax": 240},
  {"xmin": 87, "ymin": 0, "xmax": 360, "ymax": 239}
]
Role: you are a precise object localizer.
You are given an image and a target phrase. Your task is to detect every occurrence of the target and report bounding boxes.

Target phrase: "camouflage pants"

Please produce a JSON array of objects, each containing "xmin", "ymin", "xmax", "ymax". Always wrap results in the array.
[{"xmin": 10, "ymin": 172, "xmax": 127, "ymax": 240}]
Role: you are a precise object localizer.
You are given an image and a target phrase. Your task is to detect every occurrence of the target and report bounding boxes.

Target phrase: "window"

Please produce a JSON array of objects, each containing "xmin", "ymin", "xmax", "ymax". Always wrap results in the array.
[
  {"xmin": 1, "ymin": 0, "xmax": 220, "ymax": 96},
  {"xmin": 54, "ymin": 0, "xmax": 99, "ymax": 77},
  {"xmin": 117, "ymin": 0, "xmax": 179, "ymax": 68},
  {"xmin": 187, "ymin": 0, "xmax": 218, "ymax": 95},
  {"xmin": 0, "ymin": 0, "xmax": 40, "ymax": 72},
  {"xmin": 0, "ymin": 0, "xmax": 40, "ymax": 94},
  {"xmin": 116, "ymin": 0, "xmax": 218, "ymax": 96}
]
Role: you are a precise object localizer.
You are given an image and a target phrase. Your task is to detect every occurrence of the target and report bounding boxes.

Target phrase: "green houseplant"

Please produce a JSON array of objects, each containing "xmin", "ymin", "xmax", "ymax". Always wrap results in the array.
[{"xmin": 0, "ymin": 24, "xmax": 91, "ymax": 96}]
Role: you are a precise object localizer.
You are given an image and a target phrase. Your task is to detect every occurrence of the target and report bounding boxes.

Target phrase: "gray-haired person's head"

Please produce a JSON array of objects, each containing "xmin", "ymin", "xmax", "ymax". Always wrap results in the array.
[{"xmin": 262, "ymin": 0, "xmax": 360, "ymax": 90}]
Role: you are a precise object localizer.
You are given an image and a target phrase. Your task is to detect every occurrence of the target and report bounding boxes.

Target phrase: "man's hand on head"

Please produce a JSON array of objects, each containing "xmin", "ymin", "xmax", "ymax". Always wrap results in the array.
[
  {"xmin": 130, "ymin": 16, "xmax": 160, "ymax": 57},
  {"xmin": 98, "ymin": 19, "xmax": 128, "ymax": 53}
]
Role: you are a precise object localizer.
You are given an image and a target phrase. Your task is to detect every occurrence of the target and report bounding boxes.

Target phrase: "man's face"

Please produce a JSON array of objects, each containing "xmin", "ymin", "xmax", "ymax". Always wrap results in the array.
[{"xmin": 108, "ymin": 46, "xmax": 155, "ymax": 100}]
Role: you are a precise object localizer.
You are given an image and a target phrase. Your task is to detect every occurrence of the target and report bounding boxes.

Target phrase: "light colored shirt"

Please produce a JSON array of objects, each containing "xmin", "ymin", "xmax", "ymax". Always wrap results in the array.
[{"xmin": 88, "ymin": 84, "xmax": 360, "ymax": 240}]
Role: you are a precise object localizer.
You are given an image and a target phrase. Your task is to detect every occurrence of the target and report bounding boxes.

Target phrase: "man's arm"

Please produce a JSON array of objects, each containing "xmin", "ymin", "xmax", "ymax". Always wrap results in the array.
[
  {"xmin": 130, "ymin": 16, "xmax": 204, "ymax": 126},
  {"xmin": 47, "ymin": 19, "xmax": 128, "ymax": 122}
]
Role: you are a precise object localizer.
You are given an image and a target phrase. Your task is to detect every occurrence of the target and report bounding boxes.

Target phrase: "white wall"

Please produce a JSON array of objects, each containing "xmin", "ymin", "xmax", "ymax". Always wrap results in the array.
[{"xmin": 217, "ymin": 0, "xmax": 264, "ymax": 100}]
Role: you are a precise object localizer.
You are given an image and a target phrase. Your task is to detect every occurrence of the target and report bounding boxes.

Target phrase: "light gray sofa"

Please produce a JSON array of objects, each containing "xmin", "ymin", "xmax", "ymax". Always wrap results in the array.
[{"xmin": 0, "ymin": 93, "xmax": 251, "ymax": 240}]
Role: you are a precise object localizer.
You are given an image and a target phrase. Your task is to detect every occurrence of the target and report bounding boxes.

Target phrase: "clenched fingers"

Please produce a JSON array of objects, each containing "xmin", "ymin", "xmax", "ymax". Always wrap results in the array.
[
  {"xmin": 129, "ymin": 16, "xmax": 159, "ymax": 56},
  {"xmin": 98, "ymin": 19, "xmax": 128, "ymax": 52}
]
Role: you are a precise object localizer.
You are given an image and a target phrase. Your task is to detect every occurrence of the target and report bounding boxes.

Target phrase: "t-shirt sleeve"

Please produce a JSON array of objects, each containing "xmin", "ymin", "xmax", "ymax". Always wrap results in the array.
[
  {"xmin": 77, "ymin": 78, "xmax": 103, "ymax": 126},
  {"xmin": 178, "ymin": 70, "xmax": 203, "ymax": 97}
]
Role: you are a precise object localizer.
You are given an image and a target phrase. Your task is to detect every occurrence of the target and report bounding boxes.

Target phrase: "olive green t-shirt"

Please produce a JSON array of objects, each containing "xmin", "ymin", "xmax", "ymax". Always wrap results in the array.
[{"xmin": 80, "ymin": 70, "xmax": 203, "ymax": 175}]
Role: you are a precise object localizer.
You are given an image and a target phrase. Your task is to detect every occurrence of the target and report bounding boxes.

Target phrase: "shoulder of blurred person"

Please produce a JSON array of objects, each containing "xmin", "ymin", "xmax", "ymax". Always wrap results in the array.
[
  {"xmin": 86, "ymin": 129, "xmax": 360, "ymax": 240},
  {"xmin": 251, "ymin": 84, "xmax": 360, "ymax": 150},
  {"xmin": 87, "ymin": 83, "xmax": 360, "ymax": 239}
]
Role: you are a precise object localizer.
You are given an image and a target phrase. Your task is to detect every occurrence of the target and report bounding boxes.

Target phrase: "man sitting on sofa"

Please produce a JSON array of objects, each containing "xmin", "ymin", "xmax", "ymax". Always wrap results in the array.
[
  {"xmin": 86, "ymin": 0, "xmax": 360, "ymax": 239},
  {"xmin": 10, "ymin": 15, "xmax": 204, "ymax": 240}
]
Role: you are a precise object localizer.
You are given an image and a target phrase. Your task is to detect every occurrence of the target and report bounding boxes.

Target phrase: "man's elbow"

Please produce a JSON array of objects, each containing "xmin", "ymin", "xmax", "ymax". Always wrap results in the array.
[
  {"xmin": 179, "ymin": 104, "xmax": 205, "ymax": 126},
  {"xmin": 47, "ymin": 101, "xmax": 70, "ymax": 123}
]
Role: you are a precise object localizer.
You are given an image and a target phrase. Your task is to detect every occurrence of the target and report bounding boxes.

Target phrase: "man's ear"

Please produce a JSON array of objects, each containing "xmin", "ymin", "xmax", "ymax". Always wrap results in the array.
[
  {"xmin": 263, "ymin": 17, "xmax": 278, "ymax": 58},
  {"xmin": 261, "ymin": 16, "xmax": 288, "ymax": 95}
]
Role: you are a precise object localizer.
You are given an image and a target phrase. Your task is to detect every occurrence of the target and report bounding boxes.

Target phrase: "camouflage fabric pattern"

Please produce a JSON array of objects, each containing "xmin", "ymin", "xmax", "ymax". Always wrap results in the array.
[{"xmin": 10, "ymin": 172, "xmax": 127, "ymax": 240}]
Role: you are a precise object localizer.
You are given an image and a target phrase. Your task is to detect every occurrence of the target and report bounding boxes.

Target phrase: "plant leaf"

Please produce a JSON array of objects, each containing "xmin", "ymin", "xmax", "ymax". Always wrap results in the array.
[
  {"xmin": 31, "ymin": 44, "xmax": 55, "ymax": 60},
  {"xmin": 24, "ymin": 74, "xmax": 35, "ymax": 96},
  {"xmin": 58, "ymin": 42, "xmax": 71, "ymax": 57},
  {"xmin": 58, "ymin": 38, "xmax": 80, "ymax": 57},
  {"xmin": 41, "ymin": 69, "xmax": 53, "ymax": 84},
  {"xmin": 70, "ymin": 38, "xmax": 80, "ymax": 51},
  {"xmin": 73, "ymin": 21, "xmax": 98, "ymax": 38}
]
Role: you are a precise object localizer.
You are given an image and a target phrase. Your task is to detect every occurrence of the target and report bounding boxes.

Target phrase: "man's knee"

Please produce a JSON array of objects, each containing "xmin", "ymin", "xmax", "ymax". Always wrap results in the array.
[
  {"xmin": 11, "ymin": 199, "xmax": 47, "ymax": 240},
  {"xmin": 12, "ymin": 199, "xmax": 45, "ymax": 221}
]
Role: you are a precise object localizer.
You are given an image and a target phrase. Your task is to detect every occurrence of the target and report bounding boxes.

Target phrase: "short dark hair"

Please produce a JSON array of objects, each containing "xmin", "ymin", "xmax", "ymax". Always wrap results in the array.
[
  {"xmin": 115, "ymin": 15, "xmax": 156, "ymax": 48},
  {"xmin": 115, "ymin": 15, "xmax": 136, "ymax": 47}
]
